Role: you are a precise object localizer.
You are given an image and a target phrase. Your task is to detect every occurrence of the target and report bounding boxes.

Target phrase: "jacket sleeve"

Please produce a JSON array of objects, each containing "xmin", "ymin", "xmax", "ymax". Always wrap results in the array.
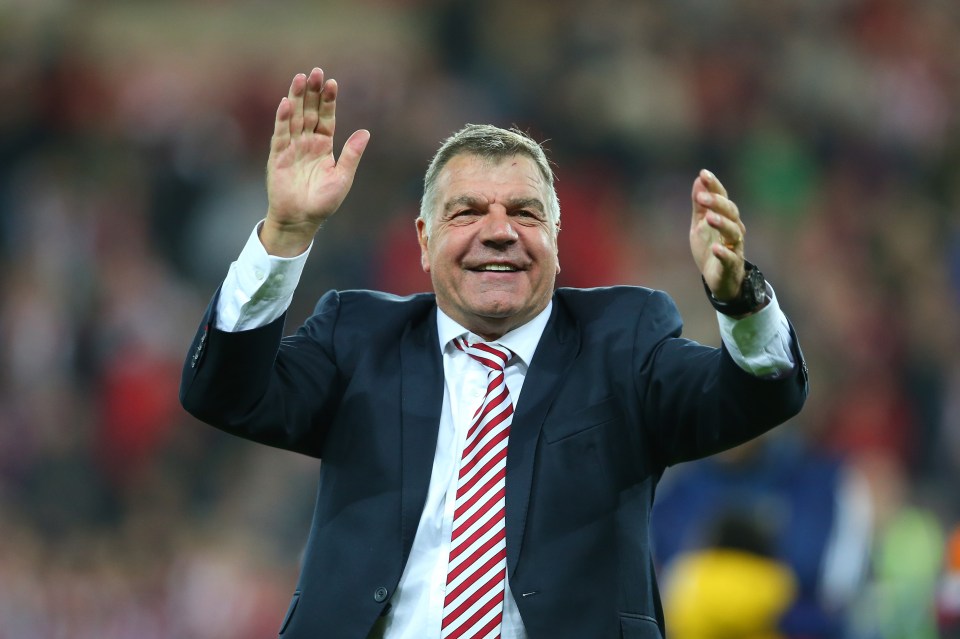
[
  {"xmin": 634, "ymin": 290, "xmax": 808, "ymax": 467},
  {"xmin": 179, "ymin": 288, "xmax": 344, "ymax": 458}
]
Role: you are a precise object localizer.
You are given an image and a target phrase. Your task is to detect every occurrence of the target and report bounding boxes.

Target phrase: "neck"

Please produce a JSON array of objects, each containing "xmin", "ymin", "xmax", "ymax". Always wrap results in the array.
[{"xmin": 451, "ymin": 313, "xmax": 522, "ymax": 342}]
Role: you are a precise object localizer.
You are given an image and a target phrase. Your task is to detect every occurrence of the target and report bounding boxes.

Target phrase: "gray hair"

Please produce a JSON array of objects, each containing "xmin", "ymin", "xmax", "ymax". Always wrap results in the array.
[{"xmin": 418, "ymin": 124, "xmax": 560, "ymax": 233}]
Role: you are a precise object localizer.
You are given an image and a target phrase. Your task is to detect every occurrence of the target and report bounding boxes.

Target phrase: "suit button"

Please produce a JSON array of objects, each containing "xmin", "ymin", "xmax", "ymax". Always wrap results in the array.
[{"xmin": 373, "ymin": 587, "xmax": 388, "ymax": 603}]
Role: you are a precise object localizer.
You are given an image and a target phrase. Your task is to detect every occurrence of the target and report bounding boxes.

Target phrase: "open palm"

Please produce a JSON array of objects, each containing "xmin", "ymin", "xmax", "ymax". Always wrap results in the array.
[{"xmin": 263, "ymin": 68, "xmax": 369, "ymax": 256}]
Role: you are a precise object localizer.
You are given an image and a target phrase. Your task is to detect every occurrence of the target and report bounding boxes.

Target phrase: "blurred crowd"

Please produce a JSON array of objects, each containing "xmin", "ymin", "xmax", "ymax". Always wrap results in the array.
[{"xmin": 1, "ymin": 0, "xmax": 959, "ymax": 637}]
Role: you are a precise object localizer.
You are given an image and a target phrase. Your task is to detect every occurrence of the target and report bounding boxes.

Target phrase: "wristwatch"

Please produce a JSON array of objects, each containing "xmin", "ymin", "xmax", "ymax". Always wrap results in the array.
[{"xmin": 702, "ymin": 261, "xmax": 768, "ymax": 316}]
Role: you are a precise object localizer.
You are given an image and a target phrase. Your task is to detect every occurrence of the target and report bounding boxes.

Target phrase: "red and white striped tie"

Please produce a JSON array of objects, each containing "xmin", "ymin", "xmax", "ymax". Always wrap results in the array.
[{"xmin": 441, "ymin": 338, "xmax": 514, "ymax": 639}]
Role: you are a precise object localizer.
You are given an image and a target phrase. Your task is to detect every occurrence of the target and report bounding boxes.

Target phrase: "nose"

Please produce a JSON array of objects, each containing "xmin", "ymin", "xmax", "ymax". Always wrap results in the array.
[{"xmin": 480, "ymin": 207, "xmax": 518, "ymax": 246}]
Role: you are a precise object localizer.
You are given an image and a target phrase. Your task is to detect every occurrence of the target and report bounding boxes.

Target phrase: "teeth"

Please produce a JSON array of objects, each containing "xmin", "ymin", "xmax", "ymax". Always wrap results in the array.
[{"xmin": 479, "ymin": 264, "xmax": 517, "ymax": 272}]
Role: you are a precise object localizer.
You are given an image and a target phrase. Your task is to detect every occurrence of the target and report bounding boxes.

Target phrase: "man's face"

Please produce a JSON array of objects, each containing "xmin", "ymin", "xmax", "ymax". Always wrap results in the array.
[{"xmin": 417, "ymin": 153, "xmax": 560, "ymax": 340}]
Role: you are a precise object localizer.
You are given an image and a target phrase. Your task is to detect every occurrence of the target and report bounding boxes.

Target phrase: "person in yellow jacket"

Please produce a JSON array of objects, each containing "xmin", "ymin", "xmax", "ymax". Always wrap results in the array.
[{"xmin": 660, "ymin": 510, "xmax": 797, "ymax": 639}]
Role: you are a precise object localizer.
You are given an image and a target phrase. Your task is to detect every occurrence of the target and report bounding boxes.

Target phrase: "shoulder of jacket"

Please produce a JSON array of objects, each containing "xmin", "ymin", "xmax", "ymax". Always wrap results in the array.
[
  {"xmin": 555, "ymin": 285, "xmax": 665, "ymax": 311},
  {"xmin": 555, "ymin": 285, "xmax": 657, "ymax": 300},
  {"xmin": 328, "ymin": 289, "xmax": 437, "ymax": 322},
  {"xmin": 337, "ymin": 289, "xmax": 436, "ymax": 307},
  {"xmin": 554, "ymin": 286, "xmax": 680, "ymax": 333}
]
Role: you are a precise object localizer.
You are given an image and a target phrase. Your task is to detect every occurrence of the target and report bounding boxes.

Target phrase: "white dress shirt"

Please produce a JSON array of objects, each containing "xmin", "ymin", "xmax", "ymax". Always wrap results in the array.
[{"xmin": 215, "ymin": 224, "xmax": 797, "ymax": 638}]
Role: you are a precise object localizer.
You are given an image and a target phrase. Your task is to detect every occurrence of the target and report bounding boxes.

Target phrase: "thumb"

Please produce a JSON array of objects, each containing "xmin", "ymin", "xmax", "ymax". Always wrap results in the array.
[{"xmin": 336, "ymin": 129, "xmax": 371, "ymax": 183}]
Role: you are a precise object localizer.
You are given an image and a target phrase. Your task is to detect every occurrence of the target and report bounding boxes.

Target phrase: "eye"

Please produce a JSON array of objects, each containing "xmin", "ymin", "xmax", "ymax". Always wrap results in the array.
[
  {"xmin": 446, "ymin": 209, "xmax": 481, "ymax": 225},
  {"xmin": 512, "ymin": 209, "xmax": 544, "ymax": 223}
]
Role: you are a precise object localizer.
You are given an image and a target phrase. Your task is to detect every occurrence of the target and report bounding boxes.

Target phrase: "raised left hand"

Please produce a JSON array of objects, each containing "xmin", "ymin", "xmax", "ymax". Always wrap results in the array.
[{"xmin": 689, "ymin": 169, "xmax": 747, "ymax": 301}]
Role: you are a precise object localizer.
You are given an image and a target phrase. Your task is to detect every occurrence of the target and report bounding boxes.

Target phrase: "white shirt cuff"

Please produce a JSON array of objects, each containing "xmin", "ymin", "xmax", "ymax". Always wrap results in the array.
[
  {"xmin": 717, "ymin": 284, "xmax": 796, "ymax": 378},
  {"xmin": 215, "ymin": 221, "xmax": 311, "ymax": 332}
]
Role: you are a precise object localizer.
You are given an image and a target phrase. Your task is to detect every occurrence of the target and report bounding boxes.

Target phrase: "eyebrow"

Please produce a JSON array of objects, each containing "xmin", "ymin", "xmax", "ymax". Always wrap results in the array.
[{"xmin": 443, "ymin": 195, "xmax": 546, "ymax": 213}]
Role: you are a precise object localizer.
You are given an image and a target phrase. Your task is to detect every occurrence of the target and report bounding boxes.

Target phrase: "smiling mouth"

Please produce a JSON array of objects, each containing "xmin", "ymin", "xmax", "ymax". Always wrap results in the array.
[{"xmin": 469, "ymin": 264, "xmax": 521, "ymax": 272}]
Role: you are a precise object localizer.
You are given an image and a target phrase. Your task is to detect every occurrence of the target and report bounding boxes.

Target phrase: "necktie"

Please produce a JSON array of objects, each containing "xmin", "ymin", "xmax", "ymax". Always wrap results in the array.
[{"xmin": 441, "ymin": 338, "xmax": 514, "ymax": 639}]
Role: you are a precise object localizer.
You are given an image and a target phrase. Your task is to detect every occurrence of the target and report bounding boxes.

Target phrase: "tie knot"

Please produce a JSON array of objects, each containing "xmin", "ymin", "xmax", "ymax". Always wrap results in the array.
[{"xmin": 453, "ymin": 337, "xmax": 512, "ymax": 372}]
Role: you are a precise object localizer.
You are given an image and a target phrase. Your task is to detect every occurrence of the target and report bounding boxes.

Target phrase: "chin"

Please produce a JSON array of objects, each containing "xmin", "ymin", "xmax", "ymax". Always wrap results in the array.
[
  {"xmin": 471, "ymin": 294, "xmax": 525, "ymax": 318},
  {"xmin": 471, "ymin": 305, "xmax": 519, "ymax": 321}
]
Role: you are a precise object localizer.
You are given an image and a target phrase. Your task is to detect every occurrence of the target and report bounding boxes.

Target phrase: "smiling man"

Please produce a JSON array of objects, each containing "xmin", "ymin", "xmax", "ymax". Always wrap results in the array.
[
  {"xmin": 417, "ymin": 149, "xmax": 560, "ymax": 340},
  {"xmin": 180, "ymin": 69, "xmax": 808, "ymax": 639}
]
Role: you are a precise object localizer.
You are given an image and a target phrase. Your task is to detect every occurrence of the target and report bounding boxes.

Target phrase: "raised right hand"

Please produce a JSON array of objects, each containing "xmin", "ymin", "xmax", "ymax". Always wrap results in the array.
[{"xmin": 262, "ymin": 68, "xmax": 370, "ymax": 256}]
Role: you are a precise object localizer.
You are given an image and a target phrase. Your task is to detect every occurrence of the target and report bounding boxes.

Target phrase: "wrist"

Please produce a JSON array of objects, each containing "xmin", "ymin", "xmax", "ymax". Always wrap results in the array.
[
  {"xmin": 703, "ymin": 261, "xmax": 768, "ymax": 317},
  {"xmin": 259, "ymin": 217, "xmax": 316, "ymax": 257}
]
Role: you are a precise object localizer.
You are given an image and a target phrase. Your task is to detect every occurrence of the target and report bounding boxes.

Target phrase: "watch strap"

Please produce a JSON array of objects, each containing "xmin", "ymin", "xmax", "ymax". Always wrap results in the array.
[{"xmin": 702, "ymin": 261, "xmax": 768, "ymax": 316}]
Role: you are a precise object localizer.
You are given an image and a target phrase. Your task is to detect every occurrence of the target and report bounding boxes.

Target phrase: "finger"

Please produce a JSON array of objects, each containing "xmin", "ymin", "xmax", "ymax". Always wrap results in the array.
[
  {"xmin": 699, "ymin": 168, "xmax": 728, "ymax": 198},
  {"xmin": 302, "ymin": 67, "xmax": 324, "ymax": 134},
  {"xmin": 287, "ymin": 72, "xmax": 307, "ymax": 136},
  {"xmin": 691, "ymin": 174, "xmax": 710, "ymax": 214},
  {"xmin": 710, "ymin": 241, "xmax": 742, "ymax": 268},
  {"xmin": 271, "ymin": 97, "xmax": 292, "ymax": 154},
  {"xmin": 336, "ymin": 129, "xmax": 371, "ymax": 183},
  {"xmin": 690, "ymin": 172, "xmax": 710, "ymax": 206},
  {"xmin": 706, "ymin": 211, "xmax": 745, "ymax": 250},
  {"xmin": 696, "ymin": 190, "xmax": 745, "ymax": 233},
  {"xmin": 316, "ymin": 78, "xmax": 339, "ymax": 138}
]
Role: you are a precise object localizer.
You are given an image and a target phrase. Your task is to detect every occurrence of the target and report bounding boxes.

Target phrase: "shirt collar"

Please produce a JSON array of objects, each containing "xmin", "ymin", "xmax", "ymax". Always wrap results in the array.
[{"xmin": 436, "ymin": 300, "xmax": 553, "ymax": 367}]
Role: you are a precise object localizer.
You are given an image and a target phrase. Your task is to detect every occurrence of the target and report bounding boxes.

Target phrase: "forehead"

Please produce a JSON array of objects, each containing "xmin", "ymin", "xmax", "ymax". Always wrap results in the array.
[{"xmin": 435, "ymin": 153, "xmax": 546, "ymax": 202}]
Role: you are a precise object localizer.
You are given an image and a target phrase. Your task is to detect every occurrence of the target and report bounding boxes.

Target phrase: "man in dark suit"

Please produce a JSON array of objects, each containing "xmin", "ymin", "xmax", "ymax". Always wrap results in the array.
[{"xmin": 180, "ymin": 68, "xmax": 808, "ymax": 639}]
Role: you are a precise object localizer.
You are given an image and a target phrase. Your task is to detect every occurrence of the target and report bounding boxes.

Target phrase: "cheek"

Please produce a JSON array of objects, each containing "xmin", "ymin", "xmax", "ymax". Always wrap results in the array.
[
  {"xmin": 422, "ymin": 238, "xmax": 457, "ymax": 277},
  {"xmin": 425, "ymin": 232, "xmax": 467, "ymax": 275}
]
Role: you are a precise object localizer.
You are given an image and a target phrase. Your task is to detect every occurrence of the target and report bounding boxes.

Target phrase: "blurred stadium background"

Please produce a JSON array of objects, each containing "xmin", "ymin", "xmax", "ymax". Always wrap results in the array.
[{"xmin": 1, "ymin": 0, "xmax": 959, "ymax": 637}]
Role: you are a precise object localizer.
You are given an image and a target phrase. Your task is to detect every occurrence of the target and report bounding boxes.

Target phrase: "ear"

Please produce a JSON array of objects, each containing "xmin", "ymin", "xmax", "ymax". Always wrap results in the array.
[{"xmin": 416, "ymin": 217, "xmax": 431, "ymax": 273}]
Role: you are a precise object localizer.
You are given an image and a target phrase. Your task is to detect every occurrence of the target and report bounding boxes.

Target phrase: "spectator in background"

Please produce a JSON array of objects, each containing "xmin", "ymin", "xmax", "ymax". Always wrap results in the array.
[
  {"xmin": 938, "ymin": 525, "xmax": 960, "ymax": 638},
  {"xmin": 653, "ymin": 429, "xmax": 873, "ymax": 638},
  {"xmin": 660, "ymin": 509, "xmax": 797, "ymax": 639}
]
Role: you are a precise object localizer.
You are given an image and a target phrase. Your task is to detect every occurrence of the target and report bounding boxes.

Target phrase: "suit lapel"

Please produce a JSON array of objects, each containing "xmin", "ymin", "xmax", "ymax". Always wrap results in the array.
[
  {"xmin": 399, "ymin": 306, "xmax": 444, "ymax": 561},
  {"xmin": 505, "ymin": 299, "xmax": 580, "ymax": 574}
]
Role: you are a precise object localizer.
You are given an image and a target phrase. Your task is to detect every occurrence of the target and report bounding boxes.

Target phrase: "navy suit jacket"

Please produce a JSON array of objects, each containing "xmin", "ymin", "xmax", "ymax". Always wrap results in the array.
[{"xmin": 180, "ymin": 285, "xmax": 808, "ymax": 639}]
